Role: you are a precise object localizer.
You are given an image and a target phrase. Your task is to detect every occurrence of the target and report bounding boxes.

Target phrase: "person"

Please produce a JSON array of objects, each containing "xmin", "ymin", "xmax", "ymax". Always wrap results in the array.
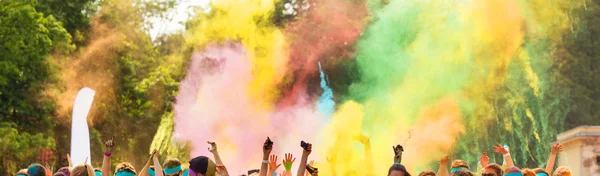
[
  {"xmin": 296, "ymin": 141, "xmax": 312, "ymax": 176},
  {"xmin": 450, "ymin": 160, "xmax": 470, "ymax": 173},
  {"xmin": 93, "ymin": 168, "xmax": 102, "ymax": 176},
  {"xmin": 16, "ymin": 169, "xmax": 29, "ymax": 176},
  {"xmin": 163, "ymin": 158, "xmax": 183, "ymax": 176},
  {"xmin": 260, "ymin": 137, "xmax": 274, "ymax": 176},
  {"xmin": 452, "ymin": 170, "xmax": 473, "ymax": 176},
  {"xmin": 504, "ymin": 167, "xmax": 523, "ymax": 176},
  {"xmin": 553, "ymin": 166, "xmax": 571, "ymax": 176},
  {"xmin": 545, "ymin": 143, "xmax": 562, "ymax": 174},
  {"xmin": 114, "ymin": 162, "xmax": 137, "ymax": 176},
  {"xmin": 56, "ymin": 167, "xmax": 71, "ymax": 176},
  {"xmin": 71, "ymin": 165, "xmax": 95, "ymax": 176},
  {"xmin": 493, "ymin": 144, "xmax": 515, "ymax": 168},
  {"xmin": 521, "ymin": 169, "xmax": 535, "ymax": 176},
  {"xmin": 532, "ymin": 168, "xmax": 549, "ymax": 176},
  {"xmin": 418, "ymin": 171, "xmax": 436, "ymax": 176},
  {"xmin": 54, "ymin": 172, "xmax": 68, "ymax": 176},
  {"xmin": 388, "ymin": 164, "xmax": 411, "ymax": 176},
  {"xmin": 482, "ymin": 164, "xmax": 503, "ymax": 176},
  {"xmin": 27, "ymin": 163, "xmax": 47, "ymax": 176},
  {"xmin": 438, "ymin": 156, "xmax": 450, "ymax": 176},
  {"xmin": 102, "ymin": 137, "xmax": 115, "ymax": 176},
  {"xmin": 139, "ymin": 150, "xmax": 164, "ymax": 176},
  {"xmin": 267, "ymin": 154, "xmax": 281, "ymax": 176},
  {"xmin": 188, "ymin": 155, "xmax": 229, "ymax": 176}
]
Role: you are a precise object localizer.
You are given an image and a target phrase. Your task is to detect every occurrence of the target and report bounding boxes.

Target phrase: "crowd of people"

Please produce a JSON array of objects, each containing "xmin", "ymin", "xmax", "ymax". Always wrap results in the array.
[{"xmin": 15, "ymin": 137, "xmax": 572, "ymax": 176}]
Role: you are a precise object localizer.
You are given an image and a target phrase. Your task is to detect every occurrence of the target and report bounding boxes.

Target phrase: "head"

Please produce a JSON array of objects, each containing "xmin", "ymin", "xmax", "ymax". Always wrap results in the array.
[
  {"xmin": 71, "ymin": 165, "xmax": 95, "ymax": 176},
  {"xmin": 452, "ymin": 171, "xmax": 474, "ymax": 176},
  {"xmin": 418, "ymin": 171, "xmax": 436, "ymax": 176},
  {"xmin": 522, "ymin": 169, "xmax": 535, "ymax": 176},
  {"xmin": 504, "ymin": 167, "xmax": 523, "ymax": 176},
  {"xmin": 28, "ymin": 164, "xmax": 47, "ymax": 176},
  {"xmin": 17, "ymin": 169, "xmax": 29, "ymax": 176},
  {"xmin": 483, "ymin": 164, "xmax": 504, "ymax": 176},
  {"xmin": 163, "ymin": 158, "xmax": 183, "ymax": 176},
  {"xmin": 57, "ymin": 167, "xmax": 71, "ymax": 176},
  {"xmin": 532, "ymin": 168, "xmax": 549, "ymax": 176},
  {"xmin": 388, "ymin": 164, "xmax": 411, "ymax": 176},
  {"xmin": 93, "ymin": 168, "xmax": 102, "ymax": 176},
  {"xmin": 114, "ymin": 162, "xmax": 136, "ymax": 176},
  {"xmin": 54, "ymin": 172, "xmax": 67, "ymax": 176},
  {"xmin": 450, "ymin": 160, "xmax": 470, "ymax": 174},
  {"xmin": 189, "ymin": 156, "xmax": 217, "ymax": 176},
  {"xmin": 554, "ymin": 166, "xmax": 571, "ymax": 176}
]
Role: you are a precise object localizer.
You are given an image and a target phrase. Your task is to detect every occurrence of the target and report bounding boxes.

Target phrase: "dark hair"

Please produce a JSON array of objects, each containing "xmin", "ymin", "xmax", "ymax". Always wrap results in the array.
[
  {"xmin": 484, "ymin": 164, "xmax": 504, "ymax": 176},
  {"xmin": 452, "ymin": 170, "xmax": 474, "ymax": 176},
  {"xmin": 418, "ymin": 170, "xmax": 436, "ymax": 176},
  {"xmin": 53, "ymin": 172, "xmax": 67, "ymax": 176},
  {"xmin": 57, "ymin": 167, "xmax": 71, "ymax": 176},
  {"xmin": 27, "ymin": 164, "xmax": 46, "ymax": 176},
  {"xmin": 388, "ymin": 164, "xmax": 411, "ymax": 176},
  {"xmin": 163, "ymin": 158, "xmax": 182, "ymax": 169},
  {"xmin": 115, "ymin": 162, "xmax": 137, "ymax": 174}
]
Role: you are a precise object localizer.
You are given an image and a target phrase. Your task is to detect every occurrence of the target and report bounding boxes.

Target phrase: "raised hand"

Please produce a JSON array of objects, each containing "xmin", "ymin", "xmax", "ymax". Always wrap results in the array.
[
  {"xmin": 67, "ymin": 154, "xmax": 73, "ymax": 168},
  {"xmin": 551, "ymin": 143, "xmax": 563, "ymax": 155},
  {"xmin": 105, "ymin": 136, "xmax": 115, "ymax": 153},
  {"xmin": 216, "ymin": 165, "xmax": 230, "ymax": 176},
  {"xmin": 269, "ymin": 155, "xmax": 281, "ymax": 172},
  {"xmin": 208, "ymin": 141, "xmax": 218, "ymax": 153},
  {"xmin": 283, "ymin": 153, "xmax": 296, "ymax": 171},
  {"xmin": 302, "ymin": 142, "xmax": 312, "ymax": 156},
  {"xmin": 263, "ymin": 137, "xmax": 274, "ymax": 157},
  {"xmin": 439, "ymin": 155, "xmax": 449, "ymax": 165},
  {"xmin": 480, "ymin": 152, "xmax": 489, "ymax": 167},
  {"xmin": 493, "ymin": 144, "xmax": 509, "ymax": 155},
  {"xmin": 393, "ymin": 144, "xmax": 403, "ymax": 163},
  {"xmin": 305, "ymin": 160, "xmax": 316, "ymax": 176}
]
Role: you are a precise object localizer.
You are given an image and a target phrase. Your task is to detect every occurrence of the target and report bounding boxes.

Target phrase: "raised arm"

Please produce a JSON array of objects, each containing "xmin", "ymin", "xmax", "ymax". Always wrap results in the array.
[
  {"xmin": 67, "ymin": 154, "xmax": 73, "ymax": 169},
  {"xmin": 139, "ymin": 150, "xmax": 156, "ymax": 176},
  {"xmin": 259, "ymin": 137, "xmax": 273, "ymax": 176},
  {"xmin": 268, "ymin": 155, "xmax": 281, "ymax": 176},
  {"xmin": 437, "ymin": 156, "xmax": 450, "ymax": 176},
  {"xmin": 297, "ymin": 142, "xmax": 312, "ymax": 176},
  {"xmin": 102, "ymin": 137, "xmax": 115, "ymax": 176},
  {"xmin": 208, "ymin": 141, "xmax": 224, "ymax": 165},
  {"xmin": 478, "ymin": 152, "xmax": 490, "ymax": 175},
  {"xmin": 393, "ymin": 144, "xmax": 404, "ymax": 164},
  {"xmin": 153, "ymin": 150, "xmax": 164, "ymax": 176},
  {"xmin": 493, "ymin": 144, "xmax": 514, "ymax": 168},
  {"xmin": 545, "ymin": 143, "xmax": 562, "ymax": 174},
  {"xmin": 283, "ymin": 153, "xmax": 296, "ymax": 176}
]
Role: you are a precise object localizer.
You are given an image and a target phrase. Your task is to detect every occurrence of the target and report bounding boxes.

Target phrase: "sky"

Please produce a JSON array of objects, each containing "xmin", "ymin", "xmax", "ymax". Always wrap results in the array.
[{"xmin": 148, "ymin": 0, "xmax": 210, "ymax": 40}]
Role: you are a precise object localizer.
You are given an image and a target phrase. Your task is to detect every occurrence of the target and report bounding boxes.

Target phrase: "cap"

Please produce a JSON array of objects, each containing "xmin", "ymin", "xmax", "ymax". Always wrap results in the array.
[{"xmin": 189, "ymin": 156, "xmax": 216, "ymax": 176}]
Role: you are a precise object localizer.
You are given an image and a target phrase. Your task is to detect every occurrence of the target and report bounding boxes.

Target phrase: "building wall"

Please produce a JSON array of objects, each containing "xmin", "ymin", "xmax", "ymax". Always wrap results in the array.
[
  {"xmin": 559, "ymin": 139, "xmax": 582, "ymax": 176},
  {"xmin": 581, "ymin": 137, "xmax": 600, "ymax": 176}
]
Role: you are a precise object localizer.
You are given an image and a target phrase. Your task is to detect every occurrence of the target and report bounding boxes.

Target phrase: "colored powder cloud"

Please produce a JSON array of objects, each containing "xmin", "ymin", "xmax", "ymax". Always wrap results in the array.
[
  {"xmin": 171, "ymin": 0, "xmax": 587, "ymax": 174},
  {"xmin": 280, "ymin": 0, "xmax": 368, "ymax": 105},
  {"xmin": 185, "ymin": 0, "xmax": 288, "ymax": 111}
]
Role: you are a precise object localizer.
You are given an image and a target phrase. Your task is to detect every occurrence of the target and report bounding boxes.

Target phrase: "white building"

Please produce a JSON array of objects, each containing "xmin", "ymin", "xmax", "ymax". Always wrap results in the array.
[{"xmin": 556, "ymin": 126, "xmax": 600, "ymax": 176}]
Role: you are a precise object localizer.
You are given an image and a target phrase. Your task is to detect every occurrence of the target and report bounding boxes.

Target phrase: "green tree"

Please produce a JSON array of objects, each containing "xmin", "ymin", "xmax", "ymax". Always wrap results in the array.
[
  {"xmin": 0, "ymin": 0, "xmax": 73, "ymax": 133},
  {"xmin": 35, "ymin": 0, "xmax": 98, "ymax": 45},
  {"xmin": 0, "ymin": 122, "xmax": 55, "ymax": 175}
]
